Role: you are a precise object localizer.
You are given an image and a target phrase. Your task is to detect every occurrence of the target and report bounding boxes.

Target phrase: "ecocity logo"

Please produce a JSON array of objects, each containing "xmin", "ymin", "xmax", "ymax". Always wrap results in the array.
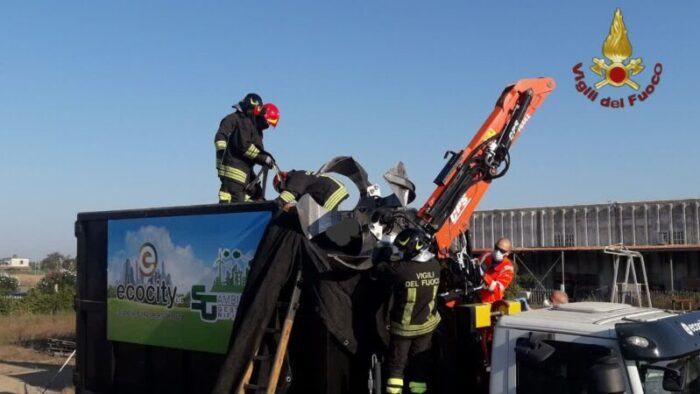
[
  {"xmin": 138, "ymin": 242, "xmax": 158, "ymax": 277},
  {"xmin": 116, "ymin": 243, "xmax": 178, "ymax": 308},
  {"xmin": 572, "ymin": 8, "xmax": 663, "ymax": 109}
]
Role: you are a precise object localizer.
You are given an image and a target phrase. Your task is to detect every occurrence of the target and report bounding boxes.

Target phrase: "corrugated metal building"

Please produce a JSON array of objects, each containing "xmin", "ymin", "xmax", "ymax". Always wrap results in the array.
[{"xmin": 471, "ymin": 198, "xmax": 700, "ymax": 298}]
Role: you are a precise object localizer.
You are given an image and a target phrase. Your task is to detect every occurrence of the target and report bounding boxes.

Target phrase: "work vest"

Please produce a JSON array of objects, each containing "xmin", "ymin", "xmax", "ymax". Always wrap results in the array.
[{"xmin": 479, "ymin": 254, "xmax": 515, "ymax": 303}]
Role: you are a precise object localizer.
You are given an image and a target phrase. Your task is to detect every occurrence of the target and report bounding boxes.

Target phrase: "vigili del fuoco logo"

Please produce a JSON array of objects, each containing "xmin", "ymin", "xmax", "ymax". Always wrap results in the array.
[{"xmin": 572, "ymin": 8, "xmax": 663, "ymax": 109}]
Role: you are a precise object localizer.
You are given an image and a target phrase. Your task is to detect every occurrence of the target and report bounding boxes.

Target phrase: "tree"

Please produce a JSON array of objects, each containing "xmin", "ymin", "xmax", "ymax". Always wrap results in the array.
[
  {"xmin": 61, "ymin": 257, "xmax": 76, "ymax": 272},
  {"xmin": 35, "ymin": 271, "xmax": 76, "ymax": 294},
  {"xmin": 40, "ymin": 252, "xmax": 68, "ymax": 271}
]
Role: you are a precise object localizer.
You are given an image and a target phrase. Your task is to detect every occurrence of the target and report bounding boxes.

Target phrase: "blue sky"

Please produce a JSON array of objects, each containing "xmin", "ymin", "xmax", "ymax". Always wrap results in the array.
[
  {"xmin": 1, "ymin": 1, "xmax": 698, "ymax": 259},
  {"xmin": 107, "ymin": 212, "xmax": 271, "ymax": 265}
]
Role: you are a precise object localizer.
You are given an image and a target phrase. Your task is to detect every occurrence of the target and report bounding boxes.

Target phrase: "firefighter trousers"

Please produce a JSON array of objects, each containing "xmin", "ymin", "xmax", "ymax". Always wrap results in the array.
[
  {"xmin": 386, "ymin": 332, "xmax": 433, "ymax": 393},
  {"xmin": 218, "ymin": 178, "xmax": 248, "ymax": 203}
]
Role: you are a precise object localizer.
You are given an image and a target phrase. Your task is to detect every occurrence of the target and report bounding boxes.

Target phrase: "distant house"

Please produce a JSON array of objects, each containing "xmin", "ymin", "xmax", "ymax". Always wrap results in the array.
[{"xmin": 0, "ymin": 257, "xmax": 31, "ymax": 270}]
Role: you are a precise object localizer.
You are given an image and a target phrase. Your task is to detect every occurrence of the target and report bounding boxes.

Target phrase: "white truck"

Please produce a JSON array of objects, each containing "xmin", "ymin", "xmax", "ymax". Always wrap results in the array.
[{"xmin": 487, "ymin": 301, "xmax": 700, "ymax": 393}]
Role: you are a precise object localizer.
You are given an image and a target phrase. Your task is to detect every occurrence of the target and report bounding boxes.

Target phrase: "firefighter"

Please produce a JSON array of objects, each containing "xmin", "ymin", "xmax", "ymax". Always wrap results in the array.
[
  {"xmin": 479, "ymin": 237, "xmax": 515, "ymax": 303},
  {"xmin": 379, "ymin": 228, "xmax": 441, "ymax": 394},
  {"xmin": 214, "ymin": 93, "xmax": 280, "ymax": 203},
  {"xmin": 272, "ymin": 170, "xmax": 349, "ymax": 211}
]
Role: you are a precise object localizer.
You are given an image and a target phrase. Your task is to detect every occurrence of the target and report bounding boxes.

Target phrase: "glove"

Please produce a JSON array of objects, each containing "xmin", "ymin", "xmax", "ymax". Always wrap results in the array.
[{"xmin": 257, "ymin": 154, "xmax": 275, "ymax": 169}]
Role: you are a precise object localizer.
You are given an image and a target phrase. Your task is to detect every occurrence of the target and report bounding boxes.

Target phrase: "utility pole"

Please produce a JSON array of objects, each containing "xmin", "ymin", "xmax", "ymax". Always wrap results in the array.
[
  {"xmin": 670, "ymin": 253, "xmax": 675, "ymax": 293},
  {"xmin": 560, "ymin": 250, "xmax": 566, "ymax": 292}
]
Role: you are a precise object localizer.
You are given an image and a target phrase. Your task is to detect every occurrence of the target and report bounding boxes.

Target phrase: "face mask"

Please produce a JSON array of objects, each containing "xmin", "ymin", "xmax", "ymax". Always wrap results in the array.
[{"xmin": 492, "ymin": 250, "xmax": 506, "ymax": 262}]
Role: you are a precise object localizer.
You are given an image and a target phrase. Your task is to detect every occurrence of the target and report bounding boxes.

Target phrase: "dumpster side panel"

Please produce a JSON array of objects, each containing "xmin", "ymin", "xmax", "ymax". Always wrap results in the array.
[
  {"xmin": 75, "ymin": 203, "xmax": 275, "ymax": 393},
  {"xmin": 75, "ymin": 219, "xmax": 112, "ymax": 392}
]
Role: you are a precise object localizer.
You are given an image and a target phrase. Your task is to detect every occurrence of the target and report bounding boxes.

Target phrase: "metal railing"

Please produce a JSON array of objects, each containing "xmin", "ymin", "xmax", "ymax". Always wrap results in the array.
[
  {"xmin": 471, "ymin": 199, "xmax": 700, "ymax": 250},
  {"xmin": 522, "ymin": 288, "xmax": 700, "ymax": 310}
]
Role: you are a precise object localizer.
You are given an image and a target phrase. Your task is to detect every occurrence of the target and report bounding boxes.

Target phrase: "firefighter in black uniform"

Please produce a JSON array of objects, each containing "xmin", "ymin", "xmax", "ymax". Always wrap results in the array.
[
  {"xmin": 272, "ymin": 170, "xmax": 349, "ymax": 211},
  {"xmin": 214, "ymin": 93, "xmax": 280, "ymax": 203},
  {"xmin": 379, "ymin": 228, "xmax": 441, "ymax": 394}
]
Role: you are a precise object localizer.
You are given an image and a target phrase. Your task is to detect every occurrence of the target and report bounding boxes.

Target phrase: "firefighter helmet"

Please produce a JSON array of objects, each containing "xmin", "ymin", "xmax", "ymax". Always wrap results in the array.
[
  {"xmin": 273, "ymin": 171, "xmax": 288, "ymax": 192},
  {"xmin": 393, "ymin": 228, "xmax": 430, "ymax": 259},
  {"xmin": 259, "ymin": 103, "xmax": 280, "ymax": 127},
  {"xmin": 239, "ymin": 93, "xmax": 263, "ymax": 113}
]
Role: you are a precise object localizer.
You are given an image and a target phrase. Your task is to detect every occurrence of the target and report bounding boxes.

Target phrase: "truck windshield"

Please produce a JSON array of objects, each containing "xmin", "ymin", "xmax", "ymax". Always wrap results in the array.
[{"xmin": 640, "ymin": 355, "xmax": 700, "ymax": 393}]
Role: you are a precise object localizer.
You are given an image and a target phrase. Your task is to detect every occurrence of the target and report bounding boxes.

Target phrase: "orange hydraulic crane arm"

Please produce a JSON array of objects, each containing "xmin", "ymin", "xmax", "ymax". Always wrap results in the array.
[{"xmin": 417, "ymin": 78, "xmax": 556, "ymax": 258}]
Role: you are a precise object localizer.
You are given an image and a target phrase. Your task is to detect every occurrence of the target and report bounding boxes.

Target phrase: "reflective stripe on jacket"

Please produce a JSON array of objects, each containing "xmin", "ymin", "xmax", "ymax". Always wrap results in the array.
[
  {"xmin": 479, "ymin": 254, "xmax": 515, "ymax": 303},
  {"xmin": 378, "ymin": 256, "xmax": 442, "ymax": 338},
  {"xmin": 276, "ymin": 170, "xmax": 349, "ymax": 210},
  {"xmin": 214, "ymin": 110, "xmax": 264, "ymax": 185}
]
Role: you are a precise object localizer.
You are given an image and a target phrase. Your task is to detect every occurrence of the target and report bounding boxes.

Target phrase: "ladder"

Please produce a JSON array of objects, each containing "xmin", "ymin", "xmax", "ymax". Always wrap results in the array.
[
  {"xmin": 237, "ymin": 268, "xmax": 303, "ymax": 394},
  {"xmin": 605, "ymin": 245, "xmax": 652, "ymax": 307}
]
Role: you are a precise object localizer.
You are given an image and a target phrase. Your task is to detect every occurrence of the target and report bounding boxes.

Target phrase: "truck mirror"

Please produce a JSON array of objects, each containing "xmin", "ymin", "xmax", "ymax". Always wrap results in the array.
[
  {"xmin": 662, "ymin": 360, "xmax": 688, "ymax": 392},
  {"xmin": 588, "ymin": 355, "xmax": 626, "ymax": 394},
  {"xmin": 515, "ymin": 333, "xmax": 555, "ymax": 364}
]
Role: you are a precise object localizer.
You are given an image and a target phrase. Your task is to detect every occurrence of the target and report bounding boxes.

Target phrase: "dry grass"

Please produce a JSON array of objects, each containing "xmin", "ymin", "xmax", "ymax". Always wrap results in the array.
[
  {"xmin": 0, "ymin": 312, "xmax": 74, "ymax": 346},
  {"xmin": 0, "ymin": 344, "xmax": 72, "ymax": 365},
  {"xmin": 12, "ymin": 273, "xmax": 45, "ymax": 289}
]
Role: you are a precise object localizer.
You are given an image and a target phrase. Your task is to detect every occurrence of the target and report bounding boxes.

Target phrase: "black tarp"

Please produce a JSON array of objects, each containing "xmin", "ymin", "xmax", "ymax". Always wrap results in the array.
[{"xmin": 212, "ymin": 212, "xmax": 389, "ymax": 394}]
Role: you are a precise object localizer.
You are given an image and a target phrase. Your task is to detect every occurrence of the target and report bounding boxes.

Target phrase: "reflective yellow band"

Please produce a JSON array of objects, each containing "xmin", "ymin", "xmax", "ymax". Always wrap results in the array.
[
  {"xmin": 323, "ymin": 186, "xmax": 348, "ymax": 210},
  {"xmin": 218, "ymin": 165, "xmax": 247, "ymax": 183},
  {"xmin": 427, "ymin": 285, "xmax": 438, "ymax": 317},
  {"xmin": 388, "ymin": 378, "xmax": 404, "ymax": 386},
  {"xmin": 243, "ymin": 144, "xmax": 260, "ymax": 159},
  {"xmin": 218, "ymin": 191, "xmax": 232, "ymax": 202},
  {"xmin": 387, "ymin": 388, "xmax": 402, "ymax": 394},
  {"xmin": 390, "ymin": 313, "xmax": 441, "ymax": 337},
  {"xmin": 215, "ymin": 140, "xmax": 227, "ymax": 150},
  {"xmin": 409, "ymin": 381, "xmax": 427, "ymax": 393},
  {"xmin": 245, "ymin": 194, "xmax": 253, "ymax": 202},
  {"xmin": 279, "ymin": 191, "xmax": 296, "ymax": 203},
  {"xmin": 401, "ymin": 287, "xmax": 416, "ymax": 326}
]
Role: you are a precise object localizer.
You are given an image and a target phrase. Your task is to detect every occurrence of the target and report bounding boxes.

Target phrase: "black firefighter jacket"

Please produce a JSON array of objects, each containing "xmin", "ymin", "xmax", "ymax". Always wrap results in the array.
[
  {"xmin": 277, "ymin": 170, "xmax": 349, "ymax": 210},
  {"xmin": 214, "ymin": 109, "xmax": 264, "ymax": 185},
  {"xmin": 380, "ymin": 254, "xmax": 442, "ymax": 338}
]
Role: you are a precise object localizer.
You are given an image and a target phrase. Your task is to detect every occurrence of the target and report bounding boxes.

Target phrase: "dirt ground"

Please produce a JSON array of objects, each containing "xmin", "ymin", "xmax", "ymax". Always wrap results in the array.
[
  {"xmin": 0, "ymin": 345, "xmax": 74, "ymax": 394},
  {"xmin": 11, "ymin": 273, "xmax": 44, "ymax": 290}
]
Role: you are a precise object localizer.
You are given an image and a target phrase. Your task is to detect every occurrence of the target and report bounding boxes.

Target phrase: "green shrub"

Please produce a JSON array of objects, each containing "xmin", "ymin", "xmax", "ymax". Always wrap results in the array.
[
  {"xmin": 19, "ymin": 287, "xmax": 75, "ymax": 314},
  {"xmin": 0, "ymin": 271, "xmax": 77, "ymax": 315},
  {"xmin": 35, "ymin": 271, "xmax": 76, "ymax": 294},
  {"xmin": 0, "ymin": 274, "xmax": 19, "ymax": 295},
  {"xmin": 0, "ymin": 297, "xmax": 19, "ymax": 314}
]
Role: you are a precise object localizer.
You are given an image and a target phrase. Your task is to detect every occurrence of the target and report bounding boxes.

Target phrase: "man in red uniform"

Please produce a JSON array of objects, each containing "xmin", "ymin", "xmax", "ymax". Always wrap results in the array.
[{"xmin": 479, "ymin": 238, "xmax": 514, "ymax": 303}]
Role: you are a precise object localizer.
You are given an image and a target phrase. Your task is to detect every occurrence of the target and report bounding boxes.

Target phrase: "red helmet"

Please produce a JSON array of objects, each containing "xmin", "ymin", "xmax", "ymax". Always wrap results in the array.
[
  {"xmin": 260, "ymin": 103, "xmax": 280, "ymax": 127},
  {"xmin": 273, "ymin": 171, "xmax": 288, "ymax": 192}
]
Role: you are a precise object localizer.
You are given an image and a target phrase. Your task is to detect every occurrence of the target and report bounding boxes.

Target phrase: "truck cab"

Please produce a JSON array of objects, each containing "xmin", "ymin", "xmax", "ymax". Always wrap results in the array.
[{"xmin": 489, "ymin": 302, "xmax": 700, "ymax": 393}]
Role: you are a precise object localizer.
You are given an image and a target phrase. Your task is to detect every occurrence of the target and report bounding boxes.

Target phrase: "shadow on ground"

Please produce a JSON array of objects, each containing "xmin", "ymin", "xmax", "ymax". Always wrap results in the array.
[{"xmin": 0, "ymin": 360, "xmax": 73, "ymax": 393}]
